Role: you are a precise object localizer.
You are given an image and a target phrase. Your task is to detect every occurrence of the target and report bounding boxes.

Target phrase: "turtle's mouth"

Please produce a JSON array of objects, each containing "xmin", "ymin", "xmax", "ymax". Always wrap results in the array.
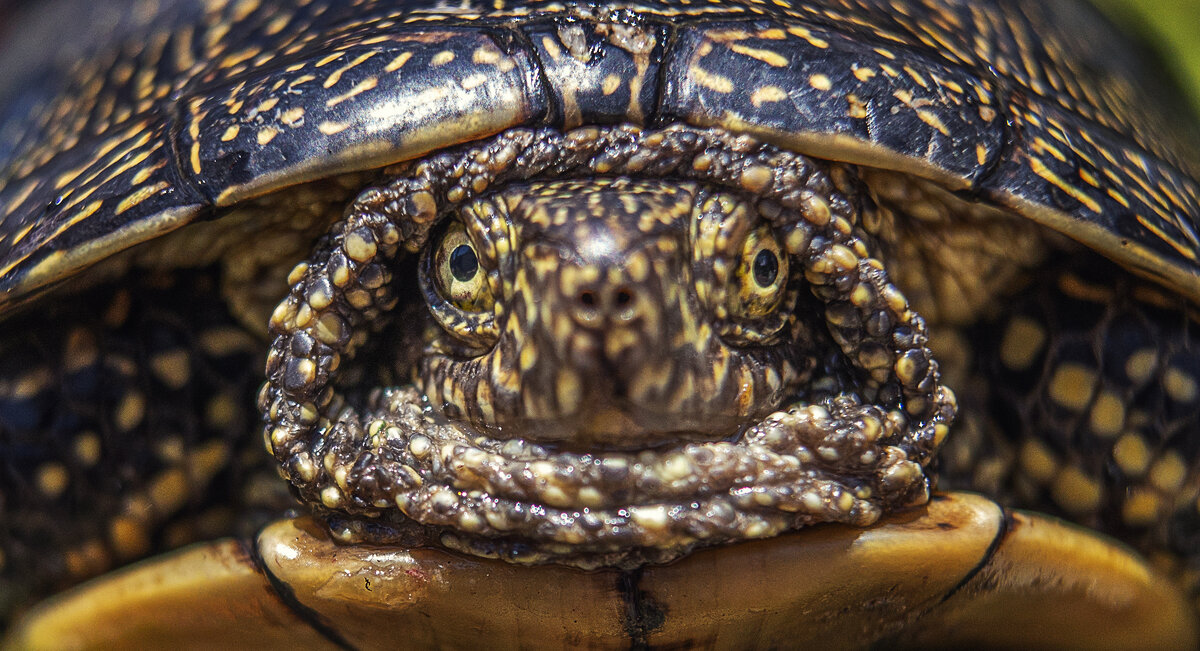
[{"xmin": 260, "ymin": 125, "xmax": 955, "ymax": 567}]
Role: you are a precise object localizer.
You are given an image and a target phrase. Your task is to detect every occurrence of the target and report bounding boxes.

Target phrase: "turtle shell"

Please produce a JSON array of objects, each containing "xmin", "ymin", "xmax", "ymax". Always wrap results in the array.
[{"xmin": 1, "ymin": 0, "xmax": 1198, "ymax": 309}]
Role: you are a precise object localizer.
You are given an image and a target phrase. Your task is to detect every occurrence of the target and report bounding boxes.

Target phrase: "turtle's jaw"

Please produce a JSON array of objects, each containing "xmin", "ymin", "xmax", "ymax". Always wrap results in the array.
[{"xmin": 320, "ymin": 383, "xmax": 939, "ymax": 569}]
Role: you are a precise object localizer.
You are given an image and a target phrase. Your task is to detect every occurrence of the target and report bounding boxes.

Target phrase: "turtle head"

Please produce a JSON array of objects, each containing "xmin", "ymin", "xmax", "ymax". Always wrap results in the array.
[
  {"xmin": 260, "ymin": 125, "xmax": 955, "ymax": 566},
  {"xmin": 418, "ymin": 178, "xmax": 811, "ymax": 447}
]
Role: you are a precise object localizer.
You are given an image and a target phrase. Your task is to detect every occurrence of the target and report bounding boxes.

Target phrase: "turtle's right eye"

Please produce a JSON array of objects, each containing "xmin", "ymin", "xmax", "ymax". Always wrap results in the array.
[
  {"xmin": 729, "ymin": 225, "xmax": 788, "ymax": 319},
  {"xmin": 432, "ymin": 222, "xmax": 493, "ymax": 312}
]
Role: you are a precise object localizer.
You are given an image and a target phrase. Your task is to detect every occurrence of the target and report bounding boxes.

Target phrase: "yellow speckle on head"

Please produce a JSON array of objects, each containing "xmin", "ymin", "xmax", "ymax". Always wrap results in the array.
[
  {"xmin": 1114, "ymin": 432, "xmax": 1151, "ymax": 477},
  {"xmin": 1051, "ymin": 465, "xmax": 1102, "ymax": 515},
  {"xmin": 808, "ymin": 73, "xmax": 833, "ymax": 91},
  {"xmin": 1048, "ymin": 362, "xmax": 1096, "ymax": 411},
  {"xmin": 554, "ymin": 369, "xmax": 581, "ymax": 414},
  {"xmin": 37, "ymin": 462, "xmax": 70, "ymax": 499},
  {"xmin": 219, "ymin": 125, "xmax": 240, "ymax": 142},
  {"xmin": 1019, "ymin": 438, "xmax": 1058, "ymax": 483},
  {"xmin": 999, "ymin": 316, "xmax": 1046, "ymax": 371},
  {"xmin": 431, "ymin": 50, "xmax": 455, "ymax": 66}
]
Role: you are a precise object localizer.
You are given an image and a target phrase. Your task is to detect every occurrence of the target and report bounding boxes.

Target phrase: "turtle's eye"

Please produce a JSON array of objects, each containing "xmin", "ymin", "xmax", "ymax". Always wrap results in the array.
[
  {"xmin": 433, "ymin": 222, "xmax": 493, "ymax": 312},
  {"xmin": 731, "ymin": 225, "xmax": 788, "ymax": 318}
]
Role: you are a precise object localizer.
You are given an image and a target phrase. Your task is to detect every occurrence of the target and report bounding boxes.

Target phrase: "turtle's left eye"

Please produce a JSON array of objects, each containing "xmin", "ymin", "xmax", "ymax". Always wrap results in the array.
[
  {"xmin": 433, "ymin": 222, "xmax": 493, "ymax": 312},
  {"xmin": 731, "ymin": 225, "xmax": 788, "ymax": 318}
]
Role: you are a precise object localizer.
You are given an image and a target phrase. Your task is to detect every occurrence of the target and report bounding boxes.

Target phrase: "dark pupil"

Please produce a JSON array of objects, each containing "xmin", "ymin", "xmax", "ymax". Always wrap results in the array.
[
  {"xmin": 449, "ymin": 244, "xmax": 479, "ymax": 282},
  {"xmin": 753, "ymin": 249, "xmax": 779, "ymax": 287}
]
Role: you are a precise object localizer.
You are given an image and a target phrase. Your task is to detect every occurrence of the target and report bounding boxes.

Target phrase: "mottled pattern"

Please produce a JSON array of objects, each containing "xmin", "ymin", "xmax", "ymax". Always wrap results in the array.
[
  {"xmin": 0, "ymin": 269, "xmax": 269, "ymax": 617},
  {"xmin": 1, "ymin": 0, "xmax": 1198, "ymax": 307},
  {"xmin": 940, "ymin": 254, "xmax": 1200, "ymax": 576}
]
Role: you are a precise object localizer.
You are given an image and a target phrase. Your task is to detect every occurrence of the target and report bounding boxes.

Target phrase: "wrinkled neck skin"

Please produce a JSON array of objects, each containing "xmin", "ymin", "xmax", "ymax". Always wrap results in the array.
[{"xmin": 261, "ymin": 125, "xmax": 955, "ymax": 568}]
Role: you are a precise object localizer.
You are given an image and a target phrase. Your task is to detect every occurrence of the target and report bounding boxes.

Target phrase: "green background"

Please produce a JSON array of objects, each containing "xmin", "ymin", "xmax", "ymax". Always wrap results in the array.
[{"xmin": 1094, "ymin": 0, "xmax": 1200, "ymax": 118}]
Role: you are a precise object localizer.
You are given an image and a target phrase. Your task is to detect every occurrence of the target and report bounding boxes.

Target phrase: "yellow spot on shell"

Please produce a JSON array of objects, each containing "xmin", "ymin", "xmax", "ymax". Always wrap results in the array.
[
  {"xmin": 1048, "ymin": 363, "xmax": 1096, "ymax": 411},
  {"xmin": 1125, "ymin": 348, "xmax": 1158, "ymax": 385},
  {"xmin": 1122, "ymin": 488, "xmax": 1161, "ymax": 528},
  {"xmin": 728, "ymin": 43, "xmax": 789, "ymax": 67},
  {"xmin": 1150, "ymin": 451, "xmax": 1186, "ymax": 494},
  {"xmin": 998, "ymin": 316, "xmax": 1045, "ymax": 371},
  {"xmin": 808, "ymin": 74, "xmax": 833, "ymax": 91},
  {"xmin": 1165, "ymin": 367, "xmax": 1198, "ymax": 403},
  {"xmin": 115, "ymin": 391, "xmax": 146, "ymax": 432},
  {"xmin": 280, "ymin": 107, "xmax": 305, "ymax": 126},
  {"xmin": 431, "ymin": 50, "xmax": 455, "ymax": 66},
  {"xmin": 115, "ymin": 181, "xmax": 169, "ymax": 216},
  {"xmin": 149, "ymin": 468, "xmax": 189, "ymax": 515},
  {"xmin": 109, "ymin": 515, "xmax": 150, "ymax": 560},
  {"xmin": 1088, "ymin": 391, "xmax": 1125, "ymax": 438},
  {"xmin": 1114, "ymin": 433, "xmax": 1150, "ymax": 477},
  {"xmin": 74, "ymin": 432, "xmax": 101, "ymax": 466},
  {"xmin": 1051, "ymin": 466, "xmax": 1102, "ymax": 514},
  {"xmin": 257, "ymin": 127, "xmax": 279, "ymax": 145},
  {"xmin": 750, "ymin": 85, "xmax": 788, "ymax": 107},
  {"xmin": 151, "ymin": 350, "xmax": 191, "ymax": 390},
  {"xmin": 852, "ymin": 66, "xmax": 875, "ymax": 82},
  {"xmin": 37, "ymin": 462, "xmax": 69, "ymax": 498},
  {"xmin": 318, "ymin": 121, "xmax": 350, "ymax": 135},
  {"xmin": 1019, "ymin": 438, "xmax": 1057, "ymax": 483},
  {"xmin": 384, "ymin": 52, "xmax": 413, "ymax": 72},
  {"xmin": 692, "ymin": 66, "xmax": 733, "ymax": 93}
]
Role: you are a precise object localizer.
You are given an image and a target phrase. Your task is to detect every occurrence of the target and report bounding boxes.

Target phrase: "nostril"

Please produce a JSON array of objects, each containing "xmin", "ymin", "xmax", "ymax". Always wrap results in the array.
[
  {"xmin": 579, "ymin": 290, "xmax": 597, "ymax": 307},
  {"xmin": 615, "ymin": 288, "xmax": 633, "ymax": 307}
]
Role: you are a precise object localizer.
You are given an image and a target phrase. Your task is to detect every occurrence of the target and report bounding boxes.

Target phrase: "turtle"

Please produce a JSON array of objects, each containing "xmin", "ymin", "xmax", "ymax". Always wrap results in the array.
[{"xmin": 1, "ymin": 0, "xmax": 1199, "ymax": 647}]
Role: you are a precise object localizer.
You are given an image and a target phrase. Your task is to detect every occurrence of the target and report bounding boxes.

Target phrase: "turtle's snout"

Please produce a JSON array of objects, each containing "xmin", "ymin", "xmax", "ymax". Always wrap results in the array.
[
  {"xmin": 568, "ymin": 283, "xmax": 640, "ymax": 327},
  {"xmin": 543, "ymin": 238, "xmax": 679, "ymax": 373}
]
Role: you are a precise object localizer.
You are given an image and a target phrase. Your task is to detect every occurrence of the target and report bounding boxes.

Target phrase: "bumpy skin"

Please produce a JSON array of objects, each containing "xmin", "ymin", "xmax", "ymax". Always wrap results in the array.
[
  {"xmin": 259, "ymin": 125, "xmax": 954, "ymax": 566},
  {"xmin": 0, "ymin": 0, "xmax": 1199, "ymax": 631}
]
